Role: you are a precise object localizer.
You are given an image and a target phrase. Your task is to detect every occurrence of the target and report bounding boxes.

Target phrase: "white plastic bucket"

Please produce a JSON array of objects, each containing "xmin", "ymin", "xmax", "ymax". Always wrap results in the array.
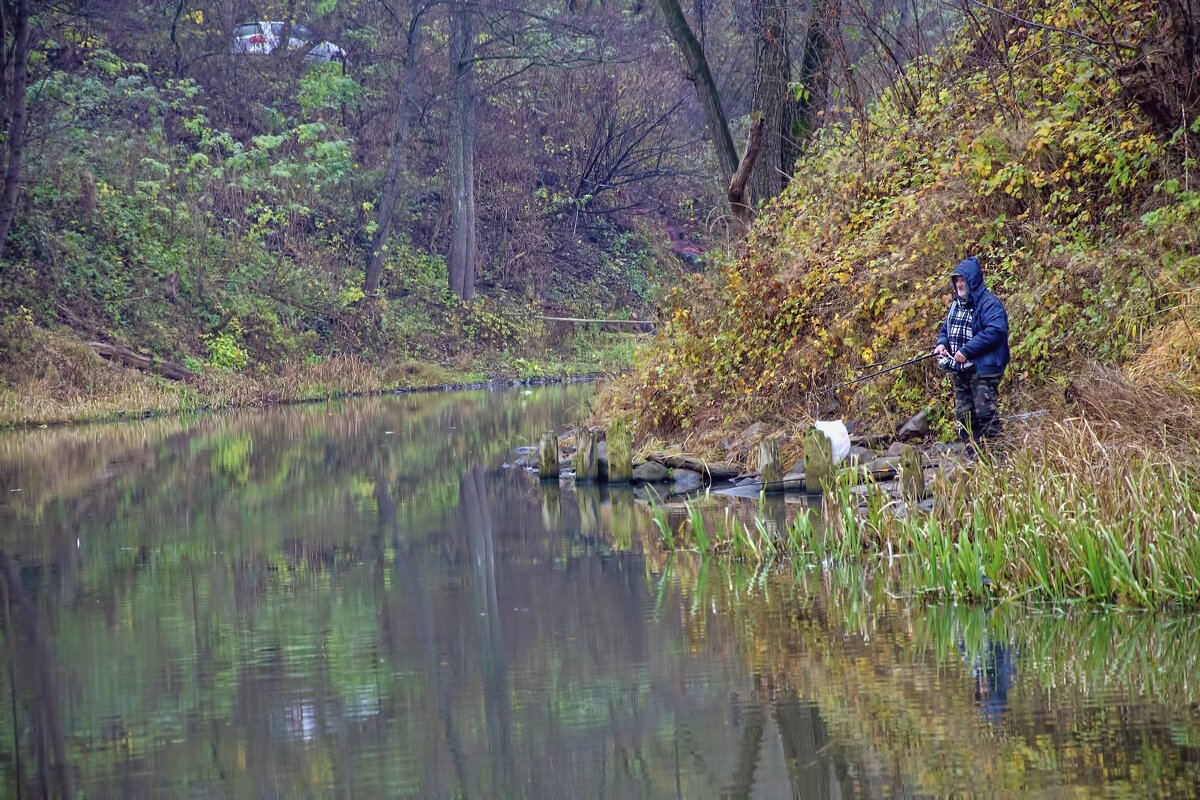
[{"xmin": 812, "ymin": 420, "xmax": 851, "ymax": 465}]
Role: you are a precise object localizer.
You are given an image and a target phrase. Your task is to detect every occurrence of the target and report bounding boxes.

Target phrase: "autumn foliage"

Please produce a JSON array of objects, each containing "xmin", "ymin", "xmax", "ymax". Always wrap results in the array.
[{"xmin": 605, "ymin": 0, "xmax": 1200, "ymax": 442}]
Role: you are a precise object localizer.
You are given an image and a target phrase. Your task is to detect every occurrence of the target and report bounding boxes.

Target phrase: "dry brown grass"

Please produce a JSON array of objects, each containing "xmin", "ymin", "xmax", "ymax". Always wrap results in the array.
[
  {"xmin": 0, "ymin": 328, "xmax": 483, "ymax": 428},
  {"xmin": 1065, "ymin": 362, "xmax": 1200, "ymax": 451}
]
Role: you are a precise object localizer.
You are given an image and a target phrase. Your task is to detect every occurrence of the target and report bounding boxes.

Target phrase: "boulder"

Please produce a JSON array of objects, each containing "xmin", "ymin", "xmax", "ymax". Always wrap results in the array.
[
  {"xmin": 723, "ymin": 421, "xmax": 765, "ymax": 460},
  {"xmin": 885, "ymin": 441, "xmax": 907, "ymax": 458},
  {"xmin": 896, "ymin": 408, "xmax": 931, "ymax": 442},
  {"xmin": 847, "ymin": 445, "xmax": 876, "ymax": 463},
  {"xmin": 632, "ymin": 462, "xmax": 670, "ymax": 483},
  {"xmin": 868, "ymin": 456, "xmax": 901, "ymax": 471},
  {"xmin": 671, "ymin": 469, "xmax": 704, "ymax": 492}
]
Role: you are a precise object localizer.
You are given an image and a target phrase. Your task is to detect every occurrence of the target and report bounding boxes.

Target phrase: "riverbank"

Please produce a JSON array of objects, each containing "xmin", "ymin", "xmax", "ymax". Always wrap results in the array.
[
  {"xmin": 0, "ymin": 325, "xmax": 624, "ymax": 429},
  {"xmin": 615, "ymin": 365, "xmax": 1200, "ymax": 608}
]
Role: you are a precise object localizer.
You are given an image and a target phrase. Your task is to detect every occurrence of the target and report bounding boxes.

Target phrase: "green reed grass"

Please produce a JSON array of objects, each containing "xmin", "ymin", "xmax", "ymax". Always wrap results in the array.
[{"xmin": 642, "ymin": 422, "xmax": 1200, "ymax": 607}]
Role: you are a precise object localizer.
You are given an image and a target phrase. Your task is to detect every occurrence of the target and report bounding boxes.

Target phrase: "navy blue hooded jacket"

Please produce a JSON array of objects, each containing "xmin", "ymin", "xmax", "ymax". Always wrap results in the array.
[{"xmin": 936, "ymin": 256, "xmax": 1010, "ymax": 377}]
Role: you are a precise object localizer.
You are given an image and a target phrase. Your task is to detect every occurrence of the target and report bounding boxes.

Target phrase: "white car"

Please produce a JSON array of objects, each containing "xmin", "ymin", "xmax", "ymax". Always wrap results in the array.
[{"xmin": 231, "ymin": 22, "xmax": 347, "ymax": 63}]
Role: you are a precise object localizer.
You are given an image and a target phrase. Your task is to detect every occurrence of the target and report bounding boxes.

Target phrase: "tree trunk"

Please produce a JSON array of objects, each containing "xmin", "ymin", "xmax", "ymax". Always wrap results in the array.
[
  {"xmin": 656, "ymin": 0, "xmax": 740, "ymax": 183},
  {"xmin": 0, "ymin": 0, "xmax": 30, "ymax": 257},
  {"xmin": 365, "ymin": 9, "xmax": 426, "ymax": 299},
  {"xmin": 170, "ymin": 0, "xmax": 186, "ymax": 77},
  {"xmin": 447, "ymin": 0, "xmax": 476, "ymax": 302},
  {"xmin": 1118, "ymin": 0, "xmax": 1200, "ymax": 135},
  {"xmin": 792, "ymin": 0, "xmax": 831, "ymax": 148},
  {"xmin": 729, "ymin": 116, "xmax": 765, "ymax": 235},
  {"xmin": 748, "ymin": 0, "xmax": 790, "ymax": 203},
  {"xmin": 275, "ymin": 0, "xmax": 296, "ymax": 58}
]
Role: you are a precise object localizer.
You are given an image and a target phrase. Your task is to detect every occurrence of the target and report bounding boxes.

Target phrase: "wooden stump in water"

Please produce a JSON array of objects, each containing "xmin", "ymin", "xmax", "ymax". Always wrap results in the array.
[
  {"xmin": 803, "ymin": 427, "xmax": 834, "ymax": 492},
  {"xmin": 899, "ymin": 444, "xmax": 925, "ymax": 500},
  {"xmin": 576, "ymin": 427, "xmax": 599, "ymax": 482},
  {"xmin": 607, "ymin": 418, "xmax": 633, "ymax": 484},
  {"xmin": 758, "ymin": 437, "xmax": 782, "ymax": 486},
  {"xmin": 538, "ymin": 431, "xmax": 560, "ymax": 480}
]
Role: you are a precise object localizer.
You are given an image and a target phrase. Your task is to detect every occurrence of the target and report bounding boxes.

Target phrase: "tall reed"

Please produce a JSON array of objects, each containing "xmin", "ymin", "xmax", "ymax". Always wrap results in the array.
[{"xmin": 642, "ymin": 414, "xmax": 1200, "ymax": 607}]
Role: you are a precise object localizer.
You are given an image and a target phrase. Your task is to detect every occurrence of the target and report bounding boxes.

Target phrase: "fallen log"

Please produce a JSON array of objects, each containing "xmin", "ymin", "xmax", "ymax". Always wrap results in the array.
[
  {"xmin": 646, "ymin": 453, "xmax": 742, "ymax": 480},
  {"xmin": 88, "ymin": 342, "xmax": 197, "ymax": 382}
]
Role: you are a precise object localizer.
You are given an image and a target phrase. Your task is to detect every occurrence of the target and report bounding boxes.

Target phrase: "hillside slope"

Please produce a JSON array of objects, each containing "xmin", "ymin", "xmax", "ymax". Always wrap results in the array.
[{"xmin": 603, "ymin": 0, "xmax": 1200, "ymax": 445}]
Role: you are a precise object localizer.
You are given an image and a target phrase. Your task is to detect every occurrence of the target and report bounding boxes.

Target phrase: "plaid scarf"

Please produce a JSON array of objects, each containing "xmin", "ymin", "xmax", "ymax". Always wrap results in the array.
[{"xmin": 945, "ymin": 298, "xmax": 974, "ymax": 372}]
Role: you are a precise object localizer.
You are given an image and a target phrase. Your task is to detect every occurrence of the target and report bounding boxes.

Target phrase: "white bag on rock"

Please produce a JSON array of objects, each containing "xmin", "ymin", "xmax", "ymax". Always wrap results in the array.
[{"xmin": 813, "ymin": 420, "xmax": 851, "ymax": 465}]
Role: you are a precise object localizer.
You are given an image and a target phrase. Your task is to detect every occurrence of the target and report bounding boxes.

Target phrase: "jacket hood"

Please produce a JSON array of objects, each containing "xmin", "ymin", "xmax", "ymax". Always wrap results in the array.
[{"xmin": 951, "ymin": 256, "xmax": 985, "ymax": 297}]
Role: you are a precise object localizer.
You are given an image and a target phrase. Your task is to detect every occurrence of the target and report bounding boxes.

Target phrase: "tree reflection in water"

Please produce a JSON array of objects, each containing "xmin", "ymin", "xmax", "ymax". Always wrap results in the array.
[{"xmin": 0, "ymin": 386, "xmax": 1197, "ymax": 798}]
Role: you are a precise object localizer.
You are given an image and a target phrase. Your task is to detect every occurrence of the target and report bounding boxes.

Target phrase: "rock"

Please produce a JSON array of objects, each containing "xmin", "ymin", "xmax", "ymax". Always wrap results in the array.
[
  {"xmin": 723, "ymin": 421, "xmax": 765, "ymax": 460},
  {"xmin": 896, "ymin": 408, "xmax": 931, "ymax": 442},
  {"xmin": 847, "ymin": 446, "xmax": 876, "ymax": 463},
  {"xmin": 632, "ymin": 462, "xmax": 670, "ymax": 483},
  {"xmin": 671, "ymin": 468, "xmax": 704, "ymax": 492},
  {"xmin": 593, "ymin": 441, "xmax": 611, "ymax": 480},
  {"xmin": 933, "ymin": 442, "xmax": 971, "ymax": 457},
  {"xmin": 786, "ymin": 457, "xmax": 805, "ymax": 475},
  {"xmin": 738, "ymin": 421, "xmax": 765, "ymax": 441},
  {"xmin": 885, "ymin": 441, "xmax": 907, "ymax": 458}
]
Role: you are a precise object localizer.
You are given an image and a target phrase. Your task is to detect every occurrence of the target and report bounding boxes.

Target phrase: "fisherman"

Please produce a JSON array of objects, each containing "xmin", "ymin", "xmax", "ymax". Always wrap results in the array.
[{"xmin": 932, "ymin": 256, "xmax": 1010, "ymax": 444}]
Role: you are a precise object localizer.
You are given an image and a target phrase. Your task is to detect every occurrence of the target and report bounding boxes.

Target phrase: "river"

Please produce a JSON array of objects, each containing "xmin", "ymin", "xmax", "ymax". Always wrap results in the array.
[{"xmin": 1, "ymin": 384, "xmax": 1197, "ymax": 798}]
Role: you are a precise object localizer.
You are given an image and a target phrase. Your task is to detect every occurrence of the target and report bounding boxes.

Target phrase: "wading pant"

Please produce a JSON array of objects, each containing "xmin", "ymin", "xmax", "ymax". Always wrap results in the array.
[{"xmin": 953, "ymin": 372, "xmax": 1002, "ymax": 443}]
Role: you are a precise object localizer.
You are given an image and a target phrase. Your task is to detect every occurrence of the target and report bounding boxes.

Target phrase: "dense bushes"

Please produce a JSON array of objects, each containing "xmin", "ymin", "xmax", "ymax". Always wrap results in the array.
[
  {"xmin": 606, "ymin": 0, "xmax": 1200, "ymax": 441},
  {"xmin": 0, "ymin": 45, "xmax": 669, "ymax": 383}
]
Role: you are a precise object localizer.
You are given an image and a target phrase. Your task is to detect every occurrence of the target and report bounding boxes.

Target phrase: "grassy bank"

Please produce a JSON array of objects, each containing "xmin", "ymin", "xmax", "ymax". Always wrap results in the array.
[
  {"xmin": 646, "ymin": 369, "xmax": 1200, "ymax": 607},
  {"xmin": 0, "ymin": 324, "xmax": 631, "ymax": 429}
]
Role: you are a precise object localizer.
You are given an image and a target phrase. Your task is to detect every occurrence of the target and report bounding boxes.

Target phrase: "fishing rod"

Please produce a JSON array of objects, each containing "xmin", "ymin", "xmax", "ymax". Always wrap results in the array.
[{"xmin": 819, "ymin": 353, "xmax": 936, "ymax": 395}]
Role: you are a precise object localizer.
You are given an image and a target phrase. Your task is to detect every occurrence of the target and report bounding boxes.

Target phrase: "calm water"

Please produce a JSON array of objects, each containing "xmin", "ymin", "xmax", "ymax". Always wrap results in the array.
[{"xmin": 1, "ymin": 385, "xmax": 1198, "ymax": 798}]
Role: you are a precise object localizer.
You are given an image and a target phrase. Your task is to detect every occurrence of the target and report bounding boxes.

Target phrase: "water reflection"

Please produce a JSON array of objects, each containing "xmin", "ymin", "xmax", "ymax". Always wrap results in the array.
[{"xmin": 0, "ymin": 386, "xmax": 1198, "ymax": 798}]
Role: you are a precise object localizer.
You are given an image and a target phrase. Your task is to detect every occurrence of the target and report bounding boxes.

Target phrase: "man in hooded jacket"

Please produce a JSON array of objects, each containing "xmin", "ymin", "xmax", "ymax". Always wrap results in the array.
[{"xmin": 933, "ymin": 256, "xmax": 1010, "ymax": 443}]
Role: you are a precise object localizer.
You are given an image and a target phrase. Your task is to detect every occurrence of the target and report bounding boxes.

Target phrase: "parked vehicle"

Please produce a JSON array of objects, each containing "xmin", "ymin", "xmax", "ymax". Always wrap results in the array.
[{"xmin": 231, "ymin": 21, "xmax": 347, "ymax": 63}]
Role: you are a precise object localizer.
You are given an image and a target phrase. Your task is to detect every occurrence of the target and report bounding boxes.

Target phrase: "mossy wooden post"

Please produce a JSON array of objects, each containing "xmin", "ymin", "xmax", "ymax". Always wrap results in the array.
[
  {"xmin": 803, "ymin": 426, "xmax": 834, "ymax": 492},
  {"xmin": 899, "ymin": 444, "xmax": 925, "ymax": 501},
  {"xmin": 538, "ymin": 431, "xmax": 560, "ymax": 480},
  {"xmin": 758, "ymin": 437, "xmax": 781, "ymax": 485},
  {"xmin": 577, "ymin": 427, "xmax": 599, "ymax": 482},
  {"xmin": 607, "ymin": 418, "xmax": 633, "ymax": 484}
]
